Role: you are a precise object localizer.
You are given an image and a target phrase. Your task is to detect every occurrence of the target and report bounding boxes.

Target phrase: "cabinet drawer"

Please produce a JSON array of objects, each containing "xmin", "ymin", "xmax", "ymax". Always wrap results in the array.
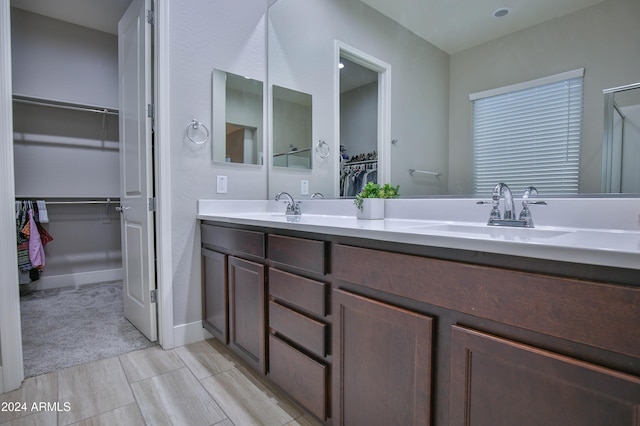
[
  {"xmin": 201, "ymin": 223, "xmax": 264, "ymax": 258},
  {"xmin": 269, "ymin": 334, "xmax": 328, "ymax": 421},
  {"xmin": 334, "ymin": 244, "xmax": 640, "ymax": 359},
  {"xmin": 269, "ymin": 268, "xmax": 326, "ymax": 316},
  {"xmin": 268, "ymin": 234, "xmax": 326, "ymax": 275},
  {"xmin": 269, "ymin": 301, "xmax": 327, "ymax": 358}
]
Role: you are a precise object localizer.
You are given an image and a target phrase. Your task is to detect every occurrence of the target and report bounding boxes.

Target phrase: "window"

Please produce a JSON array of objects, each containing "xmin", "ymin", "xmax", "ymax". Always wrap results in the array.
[{"xmin": 470, "ymin": 69, "xmax": 584, "ymax": 195}]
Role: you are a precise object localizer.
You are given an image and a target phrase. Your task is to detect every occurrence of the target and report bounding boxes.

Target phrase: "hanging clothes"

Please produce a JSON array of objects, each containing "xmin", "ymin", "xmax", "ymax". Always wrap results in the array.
[
  {"xmin": 16, "ymin": 201, "xmax": 54, "ymax": 283},
  {"xmin": 28, "ymin": 208, "xmax": 45, "ymax": 270}
]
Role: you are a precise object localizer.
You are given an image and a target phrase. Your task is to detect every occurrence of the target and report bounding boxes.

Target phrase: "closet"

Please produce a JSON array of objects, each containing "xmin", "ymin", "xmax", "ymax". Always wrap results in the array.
[
  {"xmin": 10, "ymin": 5, "xmax": 152, "ymax": 377},
  {"xmin": 12, "ymin": 7, "xmax": 122, "ymax": 291}
]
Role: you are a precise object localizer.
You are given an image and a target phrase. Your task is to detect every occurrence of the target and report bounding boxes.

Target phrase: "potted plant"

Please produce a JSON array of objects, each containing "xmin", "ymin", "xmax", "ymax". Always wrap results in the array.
[{"xmin": 354, "ymin": 182, "xmax": 400, "ymax": 219}]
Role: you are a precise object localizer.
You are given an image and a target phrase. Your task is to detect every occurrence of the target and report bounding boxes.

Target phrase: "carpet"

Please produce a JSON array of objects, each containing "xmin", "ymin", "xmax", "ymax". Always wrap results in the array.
[{"xmin": 20, "ymin": 281, "xmax": 157, "ymax": 378}]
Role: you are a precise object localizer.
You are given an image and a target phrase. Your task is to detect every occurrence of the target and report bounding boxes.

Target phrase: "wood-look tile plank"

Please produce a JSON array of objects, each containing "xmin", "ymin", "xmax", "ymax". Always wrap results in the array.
[
  {"xmin": 57, "ymin": 357, "xmax": 134, "ymax": 425},
  {"xmin": 0, "ymin": 410, "xmax": 57, "ymax": 426},
  {"xmin": 0, "ymin": 373, "xmax": 57, "ymax": 424},
  {"xmin": 284, "ymin": 414, "xmax": 323, "ymax": 426},
  {"xmin": 201, "ymin": 367, "xmax": 302, "ymax": 426},
  {"xmin": 174, "ymin": 339, "xmax": 236, "ymax": 380},
  {"xmin": 131, "ymin": 367, "xmax": 227, "ymax": 426},
  {"xmin": 119, "ymin": 346, "xmax": 184, "ymax": 383},
  {"xmin": 70, "ymin": 403, "xmax": 145, "ymax": 426}
]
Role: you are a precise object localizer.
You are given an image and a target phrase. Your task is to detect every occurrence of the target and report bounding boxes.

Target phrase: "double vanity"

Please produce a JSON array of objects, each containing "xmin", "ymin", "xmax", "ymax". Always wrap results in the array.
[{"xmin": 197, "ymin": 198, "xmax": 640, "ymax": 425}]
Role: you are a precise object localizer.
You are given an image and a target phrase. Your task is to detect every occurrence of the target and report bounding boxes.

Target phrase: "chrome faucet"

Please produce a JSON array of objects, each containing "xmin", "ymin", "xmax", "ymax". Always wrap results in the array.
[
  {"xmin": 492, "ymin": 182, "xmax": 516, "ymax": 220},
  {"xmin": 518, "ymin": 186, "xmax": 547, "ymax": 227},
  {"xmin": 309, "ymin": 192, "xmax": 324, "ymax": 199},
  {"xmin": 479, "ymin": 183, "xmax": 546, "ymax": 228},
  {"xmin": 275, "ymin": 192, "xmax": 301, "ymax": 215}
]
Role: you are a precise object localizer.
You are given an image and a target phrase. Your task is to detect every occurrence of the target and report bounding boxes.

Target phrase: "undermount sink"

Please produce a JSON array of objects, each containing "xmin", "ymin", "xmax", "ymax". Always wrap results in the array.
[{"xmin": 408, "ymin": 224, "xmax": 570, "ymax": 240}]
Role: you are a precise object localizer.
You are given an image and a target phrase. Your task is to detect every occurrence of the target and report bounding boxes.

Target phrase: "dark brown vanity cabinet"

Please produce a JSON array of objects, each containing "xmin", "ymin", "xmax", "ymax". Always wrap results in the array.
[
  {"xmin": 201, "ymin": 224, "xmax": 266, "ymax": 374},
  {"xmin": 267, "ymin": 234, "xmax": 331, "ymax": 421},
  {"xmin": 201, "ymin": 222, "xmax": 640, "ymax": 425},
  {"xmin": 201, "ymin": 248, "xmax": 228, "ymax": 343},
  {"xmin": 333, "ymin": 243, "xmax": 640, "ymax": 425},
  {"xmin": 332, "ymin": 288, "xmax": 434, "ymax": 426},
  {"xmin": 450, "ymin": 326, "xmax": 640, "ymax": 426}
]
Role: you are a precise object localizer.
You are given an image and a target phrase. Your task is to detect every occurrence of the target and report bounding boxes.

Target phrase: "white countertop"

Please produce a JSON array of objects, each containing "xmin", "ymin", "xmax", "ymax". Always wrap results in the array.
[{"xmin": 197, "ymin": 199, "xmax": 640, "ymax": 271}]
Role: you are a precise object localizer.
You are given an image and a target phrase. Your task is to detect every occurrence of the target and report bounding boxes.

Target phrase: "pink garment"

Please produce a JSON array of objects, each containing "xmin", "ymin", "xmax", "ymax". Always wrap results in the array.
[{"xmin": 28, "ymin": 209, "xmax": 45, "ymax": 269}]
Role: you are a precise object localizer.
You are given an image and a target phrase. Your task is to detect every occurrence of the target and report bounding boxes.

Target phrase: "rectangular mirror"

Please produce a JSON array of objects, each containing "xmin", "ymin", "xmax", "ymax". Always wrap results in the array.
[
  {"xmin": 212, "ymin": 69, "xmax": 264, "ymax": 165},
  {"xmin": 271, "ymin": 85, "xmax": 312, "ymax": 169}
]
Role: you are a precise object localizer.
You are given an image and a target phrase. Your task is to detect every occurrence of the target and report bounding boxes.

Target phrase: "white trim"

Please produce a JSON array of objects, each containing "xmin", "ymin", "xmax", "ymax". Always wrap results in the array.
[
  {"xmin": 154, "ymin": 0, "xmax": 174, "ymax": 349},
  {"xmin": 334, "ymin": 41, "xmax": 392, "ymax": 190},
  {"xmin": 0, "ymin": 0, "xmax": 25, "ymax": 393},
  {"xmin": 173, "ymin": 321, "xmax": 213, "ymax": 347},
  {"xmin": 32, "ymin": 269, "xmax": 123, "ymax": 291},
  {"xmin": 469, "ymin": 68, "xmax": 585, "ymax": 101}
]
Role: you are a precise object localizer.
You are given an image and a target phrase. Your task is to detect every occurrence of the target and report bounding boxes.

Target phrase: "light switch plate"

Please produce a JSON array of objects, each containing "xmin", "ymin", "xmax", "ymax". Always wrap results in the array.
[
  {"xmin": 301, "ymin": 179, "xmax": 309, "ymax": 195},
  {"xmin": 217, "ymin": 175, "xmax": 228, "ymax": 194}
]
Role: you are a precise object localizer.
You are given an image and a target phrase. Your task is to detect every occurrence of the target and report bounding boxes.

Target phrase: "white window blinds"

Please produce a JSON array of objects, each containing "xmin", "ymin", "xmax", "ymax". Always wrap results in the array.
[{"xmin": 470, "ymin": 70, "xmax": 584, "ymax": 195}]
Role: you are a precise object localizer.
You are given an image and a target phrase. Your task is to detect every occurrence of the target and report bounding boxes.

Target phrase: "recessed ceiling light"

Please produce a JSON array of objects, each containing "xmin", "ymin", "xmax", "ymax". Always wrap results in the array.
[{"xmin": 493, "ymin": 7, "xmax": 511, "ymax": 18}]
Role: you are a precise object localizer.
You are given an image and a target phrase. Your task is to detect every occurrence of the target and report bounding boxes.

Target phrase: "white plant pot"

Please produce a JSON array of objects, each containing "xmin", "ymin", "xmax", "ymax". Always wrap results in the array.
[{"xmin": 356, "ymin": 198, "xmax": 385, "ymax": 220}]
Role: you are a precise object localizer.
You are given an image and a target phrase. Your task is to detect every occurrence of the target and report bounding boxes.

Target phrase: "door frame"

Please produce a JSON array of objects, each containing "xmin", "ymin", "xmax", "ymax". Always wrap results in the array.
[
  {"xmin": 0, "ymin": 0, "xmax": 24, "ymax": 393},
  {"xmin": 0, "ymin": 0, "xmax": 174, "ymax": 393},
  {"xmin": 334, "ymin": 40, "xmax": 391, "ymax": 196}
]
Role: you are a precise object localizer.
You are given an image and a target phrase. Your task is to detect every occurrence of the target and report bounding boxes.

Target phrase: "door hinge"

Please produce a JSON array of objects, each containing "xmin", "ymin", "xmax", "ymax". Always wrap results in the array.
[
  {"xmin": 146, "ymin": 10, "xmax": 155, "ymax": 25},
  {"xmin": 148, "ymin": 197, "xmax": 156, "ymax": 212},
  {"xmin": 147, "ymin": 103, "xmax": 154, "ymax": 119},
  {"xmin": 150, "ymin": 289, "xmax": 157, "ymax": 303}
]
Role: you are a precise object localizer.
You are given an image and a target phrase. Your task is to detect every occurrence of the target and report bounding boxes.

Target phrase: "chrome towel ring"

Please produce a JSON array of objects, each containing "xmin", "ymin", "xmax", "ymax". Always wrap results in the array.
[
  {"xmin": 187, "ymin": 119, "xmax": 209, "ymax": 145},
  {"xmin": 316, "ymin": 140, "xmax": 330, "ymax": 158}
]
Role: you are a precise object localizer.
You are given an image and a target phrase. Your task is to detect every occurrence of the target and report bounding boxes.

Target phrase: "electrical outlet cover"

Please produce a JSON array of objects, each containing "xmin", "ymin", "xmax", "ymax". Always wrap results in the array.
[{"xmin": 217, "ymin": 175, "xmax": 228, "ymax": 194}]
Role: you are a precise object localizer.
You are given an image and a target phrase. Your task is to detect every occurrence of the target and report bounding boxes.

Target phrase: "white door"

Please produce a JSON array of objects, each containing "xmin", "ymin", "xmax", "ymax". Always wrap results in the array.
[{"xmin": 118, "ymin": 0, "xmax": 157, "ymax": 342}]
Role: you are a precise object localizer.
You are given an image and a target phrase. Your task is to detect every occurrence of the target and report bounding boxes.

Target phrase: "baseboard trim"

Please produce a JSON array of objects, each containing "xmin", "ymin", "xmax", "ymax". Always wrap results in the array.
[
  {"xmin": 33, "ymin": 269, "xmax": 123, "ymax": 291},
  {"xmin": 173, "ymin": 321, "xmax": 213, "ymax": 347}
]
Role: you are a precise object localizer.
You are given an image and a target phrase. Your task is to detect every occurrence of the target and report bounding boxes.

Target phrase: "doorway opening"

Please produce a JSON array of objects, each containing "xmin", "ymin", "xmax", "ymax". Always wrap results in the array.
[
  {"xmin": 336, "ymin": 42, "xmax": 391, "ymax": 197},
  {"xmin": 9, "ymin": 0, "xmax": 158, "ymax": 378}
]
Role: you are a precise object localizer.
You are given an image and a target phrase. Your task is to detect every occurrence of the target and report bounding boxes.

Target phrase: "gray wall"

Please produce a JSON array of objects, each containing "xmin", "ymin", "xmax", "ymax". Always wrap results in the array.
[
  {"xmin": 11, "ymin": 8, "xmax": 122, "ymax": 287},
  {"xmin": 168, "ymin": 0, "xmax": 267, "ymax": 328},
  {"xmin": 449, "ymin": 0, "xmax": 640, "ymax": 194}
]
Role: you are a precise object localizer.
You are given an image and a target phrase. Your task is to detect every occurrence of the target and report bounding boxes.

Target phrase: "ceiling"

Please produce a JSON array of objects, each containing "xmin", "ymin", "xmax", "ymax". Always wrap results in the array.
[
  {"xmin": 11, "ymin": 0, "xmax": 608, "ymax": 52},
  {"xmin": 360, "ymin": 0, "xmax": 608, "ymax": 54},
  {"xmin": 10, "ymin": 0, "xmax": 132, "ymax": 35}
]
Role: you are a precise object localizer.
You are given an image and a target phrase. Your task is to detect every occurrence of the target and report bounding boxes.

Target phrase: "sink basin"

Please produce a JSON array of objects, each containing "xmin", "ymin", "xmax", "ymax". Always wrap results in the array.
[{"xmin": 408, "ymin": 224, "xmax": 570, "ymax": 240}]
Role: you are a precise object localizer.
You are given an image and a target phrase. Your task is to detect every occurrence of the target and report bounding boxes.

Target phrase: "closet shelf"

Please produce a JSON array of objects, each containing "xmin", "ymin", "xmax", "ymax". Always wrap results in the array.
[
  {"xmin": 16, "ymin": 197, "xmax": 120, "ymax": 205},
  {"xmin": 12, "ymin": 94, "xmax": 119, "ymax": 116}
]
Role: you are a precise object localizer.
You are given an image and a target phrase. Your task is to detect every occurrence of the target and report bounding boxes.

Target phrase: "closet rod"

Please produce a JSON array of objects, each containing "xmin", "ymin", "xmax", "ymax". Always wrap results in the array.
[
  {"xmin": 12, "ymin": 95, "xmax": 119, "ymax": 116},
  {"xmin": 16, "ymin": 198, "xmax": 120, "ymax": 205},
  {"xmin": 344, "ymin": 159, "xmax": 377, "ymax": 166}
]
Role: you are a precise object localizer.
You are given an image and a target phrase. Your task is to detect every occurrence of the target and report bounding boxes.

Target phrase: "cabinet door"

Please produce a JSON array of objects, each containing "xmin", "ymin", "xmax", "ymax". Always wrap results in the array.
[
  {"xmin": 333, "ymin": 289, "xmax": 433, "ymax": 426},
  {"xmin": 229, "ymin": 256, "xmax": 266, "ymax": 373},
  {"xmin": 450, "ymin": 325, "xmax": 640, "ymax": 426},
  {"xmin": 201, "ymin": 248, "xmax": 228, "ymax": 343}
]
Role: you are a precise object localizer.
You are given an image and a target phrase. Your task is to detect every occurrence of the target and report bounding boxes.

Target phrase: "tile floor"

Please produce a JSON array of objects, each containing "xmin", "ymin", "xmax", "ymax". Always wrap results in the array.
[{"xmin": 0, "ymin": 339, "xmax": 322, "ymax": 426}]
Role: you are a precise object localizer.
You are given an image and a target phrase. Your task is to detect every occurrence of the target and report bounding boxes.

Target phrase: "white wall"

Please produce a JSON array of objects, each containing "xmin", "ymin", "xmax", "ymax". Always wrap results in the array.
[
  {"xmin": 449, "ymin": 0, "xmax": 640, "ymax": 195},
  {"xmin": 11, "ymin": 8, "xmax": 119, "ymax": 108},
  {"xmin": 168, "ymin": 0, "xmax": 267, "ymax": 328},
  {"xmin": 341, "ymin": 82, "xmax": 378, "ymax": 158}
]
